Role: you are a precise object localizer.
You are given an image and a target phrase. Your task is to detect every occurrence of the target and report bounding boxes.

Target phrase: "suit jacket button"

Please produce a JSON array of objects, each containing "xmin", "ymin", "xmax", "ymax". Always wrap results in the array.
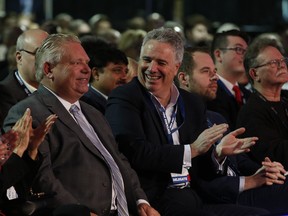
[{"xmin": 102, "ymin": 182, "xmax": 108, "ymax": 187}]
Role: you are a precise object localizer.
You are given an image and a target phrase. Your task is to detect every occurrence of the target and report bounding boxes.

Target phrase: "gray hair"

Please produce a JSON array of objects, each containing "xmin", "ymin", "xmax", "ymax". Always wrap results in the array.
[
  {"xmin": 141, "ymin": 27, "xmax": 184, "ymax": 63},
  {"xmin": 35, "ymin": 33, "xmax": 80, "ymax": 82}
]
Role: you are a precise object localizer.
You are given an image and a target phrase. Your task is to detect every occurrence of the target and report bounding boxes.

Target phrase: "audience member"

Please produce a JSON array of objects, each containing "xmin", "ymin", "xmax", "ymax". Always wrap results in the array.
[
  {"xmin": 89, "ymin": 14, "xmax": 112, "ymax": 36},
  {"xmin": 54, "ymin": 13, "xmax": 73, "ymax": 34},
  {"xmin": 0, "ymin": 45, "xmax": 17, "ymax": 81},
  {"xmin": 145, "ymin": 13, "xmax": 165, "ymax": 32},
  {"xmin": 96, "ymin": 28, "xmax": 121, "ymax": 48},
  {"xmin": 207, "ymin": 29, "xmax": 251, "ymax": 130},
  {"xmin": 118, "ymin": 29, "xmax": 146, "ymax": 61},
  {"xmin": 176, "ymin": 47, "xmax": 288, "ymax": 214},
  {"xmin": 68, "ymin": 19, "xmax": 91, "ymax": 37},
  {"xmin": 126, "ymin": 57, "xmax": 138, "ymax": 82},
  {"xmin": 3, "ymin": 33, "xmax": 159, "ymax": 216},
  {"xmin": 237, "ymin": 38, "xmax": 288, "ymax": 169},
  {"xmin": 0, "ymin": 29, "xmax": 48, "ymax": 128},
  {"xmin": 80, "ymin": 39, "xmax": 128, "ymax": 114},
  {"xmin": 105, "ymin": 27, "xmax": 268, "ymax": 216},
  {"xmin": 184, "ymin": 14, "xmax": 213, "ymax": 48},
  {"xmin": 1, "ymin": 108, "xmax": 57, "ymax": 215}
]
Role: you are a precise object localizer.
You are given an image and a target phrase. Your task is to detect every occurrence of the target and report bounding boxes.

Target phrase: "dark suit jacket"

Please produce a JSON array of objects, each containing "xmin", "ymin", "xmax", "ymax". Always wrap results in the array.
[
  {"xmin": 207, "ymin": 80, "xmax": 250, "ymax": 130},
  {"xmin": 236, "ymin": 92, "xmax": 288, "ymax": 169},
  {"xmin": 105, "ymin": 78, "xmax": 207, "ymax": 204},
  {"xmin": 195, "ymin": 110, "xmax": 261, "ymax": 204},
  {"xmin": 80, "ymin": 86, "xmax": 107, "ymax": 115},
  {"xmin": 0, "ymin": 153, "xmax": 41, "ymax": 214},
  {"xmin": 0, "ymin": 71, "xmax": 29, "ymax": 128},
  {"xmin": 3, "ymin": 85, "xmax": 147, "ymax": 215}
]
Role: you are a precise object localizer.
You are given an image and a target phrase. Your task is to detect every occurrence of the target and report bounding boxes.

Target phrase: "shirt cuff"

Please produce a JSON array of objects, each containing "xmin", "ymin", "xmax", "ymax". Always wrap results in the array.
[
  {"xmin": 239, "ymin": 176, "xmax": 245, "ymax": 192},
  {"xmin": 136, "ymin": 199, "xmax": 150, "ymax": 206}
]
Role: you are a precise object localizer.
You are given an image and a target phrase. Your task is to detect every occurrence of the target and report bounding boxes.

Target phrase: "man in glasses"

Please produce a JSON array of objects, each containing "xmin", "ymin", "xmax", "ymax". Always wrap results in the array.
[
  {"xmin": 207, "ymin": 29, "xmax": 251, "ymax": 130},
  {"xmin": 237, "ymin": 38, "xmax": 288, "ymax": 170},
  {"xmin": 176, "ymin": 46, "xmax": 288, "ymax": 215},
  {"xmin": 0, "ymin": 29, "xmax": 48, "ymax": 128}
]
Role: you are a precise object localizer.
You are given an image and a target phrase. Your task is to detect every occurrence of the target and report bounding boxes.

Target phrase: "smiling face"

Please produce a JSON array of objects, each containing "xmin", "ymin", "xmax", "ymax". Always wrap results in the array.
[
  {"xmin": 46, "ymin": 42, "xmax": 91, "ymax": 103},
  {"xmin": 138, "ymin": 40, "xmax": 181, "ymax": 101},
  {"xmin": 93, "ymin": 62, "xmax": 128, "ymax": 96}
]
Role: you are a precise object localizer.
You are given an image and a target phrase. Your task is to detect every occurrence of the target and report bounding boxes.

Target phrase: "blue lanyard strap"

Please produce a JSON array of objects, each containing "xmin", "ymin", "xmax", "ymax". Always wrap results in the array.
[
  {"xmin": 14, "ymin": 71, "xmax": 32, "ymax": 96},
  {"xmin": 151, "ymin": 94, "xmax": 185, "ymax": 144}
]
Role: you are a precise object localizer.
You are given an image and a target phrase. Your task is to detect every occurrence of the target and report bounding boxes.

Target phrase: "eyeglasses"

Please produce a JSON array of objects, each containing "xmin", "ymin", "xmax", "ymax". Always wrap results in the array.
[
  {"xmin": 253, "ymin": 57, "xmax": 288, "ymax": 69},
  {"xmin": 18, "ymin": 48, "xmax": 38, "ymax": 56},
  {"xmin": 219, "ymin": 47, "xmax": 247, "ymax": 55}
]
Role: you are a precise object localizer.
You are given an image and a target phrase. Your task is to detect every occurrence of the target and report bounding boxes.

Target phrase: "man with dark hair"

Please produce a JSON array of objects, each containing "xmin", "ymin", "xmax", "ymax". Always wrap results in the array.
[
  {"xmin": 207, "ymin": 30, "xmax": 251, "ymax": 130},
  {"xmin": 80, "ymin": 36, "xmax": 128, "ymax": 114},
  {"xmin": 176, "ymin": 46, "xmax": 288, "ymax": 214}
]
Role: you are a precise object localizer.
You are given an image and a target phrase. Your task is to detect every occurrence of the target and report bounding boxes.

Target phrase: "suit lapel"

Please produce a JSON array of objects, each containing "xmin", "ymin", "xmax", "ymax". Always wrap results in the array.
[{"xmin": 38, "ymin": 85, "xmax": 105, "ymax": 159}]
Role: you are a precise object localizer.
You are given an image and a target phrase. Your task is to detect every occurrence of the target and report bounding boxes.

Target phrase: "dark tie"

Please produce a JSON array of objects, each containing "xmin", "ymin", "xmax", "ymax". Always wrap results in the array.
[
  {"xmin": 69, "ymin": 104, "xmax": 129, "ymax": 216},
  {"xmin": 232, "ymin": 85, "xmax": 243, "ymax": 106}
]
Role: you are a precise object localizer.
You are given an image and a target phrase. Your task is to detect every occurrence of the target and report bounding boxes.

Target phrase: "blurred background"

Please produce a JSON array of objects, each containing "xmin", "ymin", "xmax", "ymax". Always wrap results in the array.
[{"xmin": 0, "ymin": 0, "xmax": 286, "ymax": 34}]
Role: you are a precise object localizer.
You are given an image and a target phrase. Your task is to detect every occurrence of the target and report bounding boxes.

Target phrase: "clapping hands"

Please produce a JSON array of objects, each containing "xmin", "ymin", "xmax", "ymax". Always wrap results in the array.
[{"xmin": 12, "ymin": 108, "xmax": 58, "ymax": 160}]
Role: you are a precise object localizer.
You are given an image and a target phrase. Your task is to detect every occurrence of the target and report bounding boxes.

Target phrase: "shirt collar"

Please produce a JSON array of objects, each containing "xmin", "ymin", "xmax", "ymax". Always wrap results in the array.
[
  {"xmin": 149, "ymin": 83, "xmax": 179, "ymax": 109},
  {"xmin": 218, "ymin": 74, "xmax": 239, "ymax": 95},
  {"xmin": 43, "ymin": 86, "xmax": 81, "ymax": 112},
  {"xmin": 18, "ymin": 71, "xmax": 37, "ymax": 93}
]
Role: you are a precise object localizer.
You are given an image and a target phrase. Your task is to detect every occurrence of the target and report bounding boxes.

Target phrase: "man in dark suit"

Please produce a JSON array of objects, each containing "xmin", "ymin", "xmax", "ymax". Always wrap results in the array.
[
  {"xmin": 176, "ymin": 46, "xmax": 288, "ymax": 214},
  {"xmin": 207, "ymin": 30, "xmax": 251, "ymax": 130},
  {"xmin": 0, "ymin": 29, "xmax": 48, "ymax": 128},
  {"xmin": 3, "ymin": 33, "xmax": 159, "ymax": 216},
  {"xmin": 105, "ymin": 28, "xmax": 268, "ymax": 216},
  {"xmin": 80, "ymin": 36, "xmax": 128, "ymax": 114}
]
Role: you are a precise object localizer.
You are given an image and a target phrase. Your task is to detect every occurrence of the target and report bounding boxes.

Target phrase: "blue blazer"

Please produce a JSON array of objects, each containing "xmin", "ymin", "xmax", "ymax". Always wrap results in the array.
[{"xmin": 106, "ymin": 77, "xmax": 208, "ymax": 204}]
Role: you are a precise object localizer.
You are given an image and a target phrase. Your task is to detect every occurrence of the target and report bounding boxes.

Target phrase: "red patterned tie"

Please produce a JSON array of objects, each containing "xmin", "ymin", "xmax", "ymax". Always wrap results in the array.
[{"xmin": 232, "ymin": 85, "xmax": 243, "ymax": 106}]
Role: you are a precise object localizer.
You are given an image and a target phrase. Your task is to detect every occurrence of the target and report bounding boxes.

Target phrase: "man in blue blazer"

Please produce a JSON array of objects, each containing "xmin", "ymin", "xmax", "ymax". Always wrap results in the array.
[{"xmin": 105, "ymin": 28, "xmax": 268, "ymax": 216}]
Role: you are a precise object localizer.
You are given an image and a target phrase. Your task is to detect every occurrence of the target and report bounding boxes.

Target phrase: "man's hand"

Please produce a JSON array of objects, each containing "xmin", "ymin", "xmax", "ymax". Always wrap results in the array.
[
  {"xmin": 215, "ymin": 127, "xmax": 258, "ymax": 160},
  {"xmin": 138, "ymin": 203, "xmax": 160, "ymax": 216},
  {"xmin": 0, "ymin": 130, "xmax": 18, "ymax": 166},
  {"xmin": 244, "ymin": 157, "xmax": 286, "ymax": 191},
  {"xmin": 12, "ymin": 108, "xmax": 32, "ymax": 157},
  {"xmin": 191, "ymin": 123, "xmax": 228, "ymax": 158},
  {"xmin": 28, "ymin": 113, "xmax": 58, "ymax": 159}
]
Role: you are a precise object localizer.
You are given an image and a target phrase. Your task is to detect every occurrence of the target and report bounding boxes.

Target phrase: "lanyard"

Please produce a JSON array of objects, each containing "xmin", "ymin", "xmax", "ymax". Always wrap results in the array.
[
  {"xmin": 154, "ymin": 95, "xmax": 185, "ymax": 144},
  {"xmin": 253, "ymin": 88, "xmax": 288, "ymax": 130},
  {"xmin": 14, "ymin": 71, "xmax": 32, "ymax": 96}
]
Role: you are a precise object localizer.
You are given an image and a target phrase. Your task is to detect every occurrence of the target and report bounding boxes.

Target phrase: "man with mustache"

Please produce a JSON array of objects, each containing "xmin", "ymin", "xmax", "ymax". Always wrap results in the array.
[
  {"xmin": 237, "ymin": 38, "xmax": 288, "ymax": 170},
  {"xmin": 176, "ymin": 46, "xmax": 288, "ymax": 214}
]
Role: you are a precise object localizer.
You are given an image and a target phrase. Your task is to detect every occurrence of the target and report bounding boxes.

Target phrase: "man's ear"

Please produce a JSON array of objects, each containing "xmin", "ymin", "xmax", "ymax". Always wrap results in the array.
[
  {"xmin": 15, "ymin": 51, "xmax": 22, "ymax": 63},
  {"xmin": 43, "ymin": 62, "xmax": 53, "ymax": 79},
  {"xmin": 214, "ymin": 49, "xmax": 222, "ymax": 63},
  {"xmin": 249, "ymin": 68, "xmax": 259, "ymax": 82},
  {"xmin": 177, "ymin": 72, "xmax": 189, "ymax": 87},
  {"xmin": 91, "ymin": 67, "xmax": 100, "ymax": 81}
]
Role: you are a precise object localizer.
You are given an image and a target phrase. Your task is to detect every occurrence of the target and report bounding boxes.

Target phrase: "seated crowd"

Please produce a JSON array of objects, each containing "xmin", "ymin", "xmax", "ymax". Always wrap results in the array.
[{"xmin": 0, "ymin": 11, "xmax": 288, "ymax": 216}]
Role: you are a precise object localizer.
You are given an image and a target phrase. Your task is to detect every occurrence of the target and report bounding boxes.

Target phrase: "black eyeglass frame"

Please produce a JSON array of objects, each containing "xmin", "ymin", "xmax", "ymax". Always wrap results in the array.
[
  {"xmin": 253, "ymin": 57, "xmax": 288, "ymax": 69},
  {"xmin": 18, "ymin": 48, "xmax": 38, "ymax": 56},
  {"xmin": 219, "ymin": 47, "xmax": 247, "ymax": 55}
]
